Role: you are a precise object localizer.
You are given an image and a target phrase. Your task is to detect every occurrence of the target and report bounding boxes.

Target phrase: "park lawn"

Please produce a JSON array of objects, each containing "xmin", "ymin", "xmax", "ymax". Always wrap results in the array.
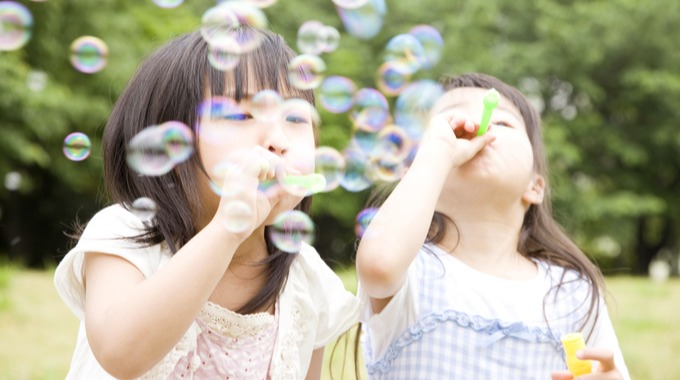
[{"xmin": 0, "ymin": 268, "xmax": 679, "ymax": 379}]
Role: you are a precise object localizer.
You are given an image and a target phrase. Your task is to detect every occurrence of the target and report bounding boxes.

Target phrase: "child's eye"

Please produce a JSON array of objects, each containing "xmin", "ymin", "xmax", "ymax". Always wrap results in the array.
[
  {"xmin": 222, "ymin": 113, "xmax": 253, "ymax": 121},
  {"xmin": 285, "ymin": 114, "xmax": 309, "ymax": 124},
  {"xmin": 492, "ymin": 121, "xmax": 512, "ymax": 128}
]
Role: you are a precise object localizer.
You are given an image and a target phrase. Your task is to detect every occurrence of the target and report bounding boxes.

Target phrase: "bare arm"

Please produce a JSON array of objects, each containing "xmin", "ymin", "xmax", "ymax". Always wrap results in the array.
[
  {"xmin": 84, "ymin": 149, "xmax": 285, "ymax": 379},
  {"xmin": 356, "ymin": 113, "xmax": 494, "ymax": 310},
  {"xmin": 84, "ymin": 224, "xmax": 242, "ymax": 378},
  {"xmin": 305, "ymin": 347, "xmax": 325, "ymax": 380}
]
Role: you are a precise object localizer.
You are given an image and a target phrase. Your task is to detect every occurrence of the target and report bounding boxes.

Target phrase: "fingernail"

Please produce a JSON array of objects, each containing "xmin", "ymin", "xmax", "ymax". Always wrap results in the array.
[{"xmin": 576, "ymin": 349, "xmax": 584, "ymax": 359}]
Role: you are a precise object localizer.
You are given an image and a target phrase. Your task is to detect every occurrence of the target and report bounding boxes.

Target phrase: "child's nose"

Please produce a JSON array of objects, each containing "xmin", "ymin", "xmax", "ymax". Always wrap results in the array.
[{"xmin": 263, "ymin": 121, "xmax": 289, "ymax": 156}]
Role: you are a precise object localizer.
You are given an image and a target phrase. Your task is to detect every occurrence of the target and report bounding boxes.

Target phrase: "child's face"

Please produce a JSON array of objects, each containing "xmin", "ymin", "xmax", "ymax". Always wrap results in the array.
[
  {"xmin": 195, "ymin": 88, "xmax": 317, "ymax": 223},
  {"xmin": 431, "ymin": 87, "xmax": 540, "ymax": 204}
]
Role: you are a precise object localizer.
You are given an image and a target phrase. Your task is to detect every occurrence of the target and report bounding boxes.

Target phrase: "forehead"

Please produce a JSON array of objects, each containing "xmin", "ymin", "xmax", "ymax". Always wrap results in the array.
[{"xmin": 431, "ymin": 87, "xmax": 523, "ymax": 122}]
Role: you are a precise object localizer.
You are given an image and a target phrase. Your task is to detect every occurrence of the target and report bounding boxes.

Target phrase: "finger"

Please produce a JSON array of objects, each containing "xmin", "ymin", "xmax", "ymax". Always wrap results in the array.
[
  {"xmin": 551, "ymin": 371, "xmax": 573, "ymax": 380},
  {"xmin": 577, "ymin": 348, "xmax": 616, "ymax": 372}
]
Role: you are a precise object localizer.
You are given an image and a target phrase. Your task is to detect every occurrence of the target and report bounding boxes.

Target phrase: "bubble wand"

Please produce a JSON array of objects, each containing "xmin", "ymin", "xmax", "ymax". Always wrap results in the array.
[
  {"xmin": 477, "ymin": 88, "xmax": 500, "ymax": 136},
  {"xmin": 279, "ymin": 173, "xmax": 327, "ymax": 194},
  {"xmin": 561, "ymin": 333, "xmax": 593, "ymax": 377}
]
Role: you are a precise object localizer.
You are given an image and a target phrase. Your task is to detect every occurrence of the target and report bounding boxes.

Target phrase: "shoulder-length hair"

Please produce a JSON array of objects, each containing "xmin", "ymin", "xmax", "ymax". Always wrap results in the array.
[
  {"xmin": 102, "ymin": 27, "xmax": 315, "ymax": 315},
  {"xmin": 366, "ymin": 72, "xmax": 605, "ymax": 335}
]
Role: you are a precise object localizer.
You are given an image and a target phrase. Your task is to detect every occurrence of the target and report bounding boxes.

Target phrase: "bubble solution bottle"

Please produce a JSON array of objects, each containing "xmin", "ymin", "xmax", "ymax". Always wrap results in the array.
[{"xmin": 561, "ymin": 332, "xmax": 593, "ymax": 377}]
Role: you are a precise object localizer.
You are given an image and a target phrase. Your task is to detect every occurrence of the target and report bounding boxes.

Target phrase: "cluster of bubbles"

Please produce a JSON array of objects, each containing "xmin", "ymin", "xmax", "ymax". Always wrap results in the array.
[
  {"xmin": 200, "ymin": 1, "xmax": 270, "ymax": 72},
  {"xmin": 191, "ymin": 1, "xmax": 443, "ymax": 245},
  {"xmin": 8, "ymin": 0, "xmax": 447, "ymax": 252}
]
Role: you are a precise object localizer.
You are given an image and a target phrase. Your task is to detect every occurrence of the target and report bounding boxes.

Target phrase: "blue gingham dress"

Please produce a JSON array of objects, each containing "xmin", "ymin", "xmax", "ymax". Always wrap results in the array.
[{"xmin": 361, "ymin": 243, "xmax": 594, "ymax": 380}]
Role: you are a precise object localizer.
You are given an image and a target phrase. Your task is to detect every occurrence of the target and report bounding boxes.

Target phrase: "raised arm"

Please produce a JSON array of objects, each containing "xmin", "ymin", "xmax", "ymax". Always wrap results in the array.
[
  {"xmin": 84, "ymin": 149, "xmax": 284, "ymax": 379},
  {"xmin": 356, "ymin": 112, "xmax": 494, "ymax": 309}
]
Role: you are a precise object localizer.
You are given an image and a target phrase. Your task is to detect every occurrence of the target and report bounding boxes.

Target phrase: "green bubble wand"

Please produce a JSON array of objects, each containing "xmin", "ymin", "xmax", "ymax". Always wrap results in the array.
[
  {"xmin": 280, "ymin": 173, "xmax": 327, "ymax": 194},
  {"xmin": 261, "ymin": 173, "xmax": 327, "ymax": 195},
  {"xmin": 477, "ymin": 88, "xmax": 500, "ymax": 136}
]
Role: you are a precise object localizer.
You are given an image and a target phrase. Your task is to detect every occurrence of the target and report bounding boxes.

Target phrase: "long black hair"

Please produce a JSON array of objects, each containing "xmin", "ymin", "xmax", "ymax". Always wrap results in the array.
[{"xmin": 101, "ymin": 27, "xmax": 315, "ymax": 315}]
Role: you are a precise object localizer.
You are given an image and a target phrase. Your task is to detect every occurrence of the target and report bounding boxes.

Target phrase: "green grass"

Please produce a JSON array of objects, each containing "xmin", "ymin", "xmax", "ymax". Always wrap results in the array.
[{"xmin": 1, "ymin": 267, "xmax": 678, "ymax": 379}]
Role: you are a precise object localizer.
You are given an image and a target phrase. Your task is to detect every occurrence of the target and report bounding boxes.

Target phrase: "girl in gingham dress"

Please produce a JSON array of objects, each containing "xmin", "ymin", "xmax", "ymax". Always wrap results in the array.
[{"xmin": 356, "ymin": 73, "xmax": 630, "ymax": 380}]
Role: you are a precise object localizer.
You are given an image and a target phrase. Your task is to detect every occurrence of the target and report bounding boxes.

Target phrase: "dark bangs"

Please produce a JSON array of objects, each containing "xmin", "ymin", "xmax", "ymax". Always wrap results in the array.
[{"xmin": 204, "ymin": 28, "xmax": 315, "ymax": 105}]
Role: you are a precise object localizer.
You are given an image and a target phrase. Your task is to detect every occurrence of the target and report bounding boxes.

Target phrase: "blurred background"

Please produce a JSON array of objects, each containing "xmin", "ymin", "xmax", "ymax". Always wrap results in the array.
[{"xmin": 0, "ymin": 0, "xmax": 679, "ymax": 379}]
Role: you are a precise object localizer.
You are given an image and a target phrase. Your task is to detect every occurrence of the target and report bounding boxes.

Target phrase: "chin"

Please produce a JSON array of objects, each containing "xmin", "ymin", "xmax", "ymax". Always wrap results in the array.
[{"xmin": 264, "ymin": 196, "xmax": 305, "ymax": 225}]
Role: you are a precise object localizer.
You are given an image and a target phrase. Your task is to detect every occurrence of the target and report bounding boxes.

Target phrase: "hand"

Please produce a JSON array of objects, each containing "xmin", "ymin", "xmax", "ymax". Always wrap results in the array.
[
  {"xmin": 210, "ymin": 146, "xmax": 289, "ymax": 239},
  {"xmin": 418, "ymin": 110, "xmax": 496, "ymax": 169},
  {"xmin": 551, "ymin": 348, "xmax": 624, "ymax": 380}
]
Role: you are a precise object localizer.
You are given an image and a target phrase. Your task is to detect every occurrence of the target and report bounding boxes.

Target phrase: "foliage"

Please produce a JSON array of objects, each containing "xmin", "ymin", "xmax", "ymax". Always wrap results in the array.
[{"xmin": 0, "ymin": 0, "xmax": 678, "ymax": 271}]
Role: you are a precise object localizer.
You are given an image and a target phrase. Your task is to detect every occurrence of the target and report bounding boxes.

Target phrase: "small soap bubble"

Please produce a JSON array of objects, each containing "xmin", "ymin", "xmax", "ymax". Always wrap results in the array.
[
  {"xmin": 221, "ymin": 200, "xmax": 253, "ymax": 233},
  {"xmin": 384, "ymin": 33, "xmax": 426, "ymax": 74},
  {"xmin": 319, "ymin": 76, "xmax": 356, "ymax": 114},
  {"xmin": 394, "ymin": 79, "xmax": 444, "ymax": 139},
  {"xmin": 152, "ymin": 0, "xmax": 183, "ymax": 9},
  {"xmin": 70, "ymin": 36, "xmax": 109, "ymax": 74},
  {"xmin": 207, "ymin": 36, "xmax": 241, "ymax": 71},
  {"xmin": 131, "ymin": 197, "xmax": 157, "ymax": 224},
  {"xmin": 26, "ymin": 70, "xmax": 47, "ymax": 92},
  {"xmin": 374, "ymin": 125, "xmax": 411, "ymax": 159},
  {"xmin": 201, "ymin": 4, "xmax": 240, "ymax": 45},
  {"xmin": 288, "ymin": 54, "xmax": 326, "ymax": 90},
  {"xmin": 220, "ymin": 2, "xmax": 268, "ymax": 52},
  {"xmin": 376, "ymin": 61, "xmax": 411, "ymax": 97},
  {"xmin": 408, "ymin": 24, "xmax": 443, "ymax": 70},
  {"xmin": 318, "ymin": 25, "xmax": 340, "ymax": 53},
  {"xmin": 336, "ymin": 0, "xmax": 385, "ymax": 40},
  {"xmin": 351, "ymin": 129, "xmax": 378, "ymax": 155},
  {"xmin": 4, "ymin": 171, "xmax": 21, "ymax": 191},
  {"xmin": 161, "ymin": 121, "xmax": 194, "ymax": 164},
  {"xmin": 369, "ymin": 153, "xmax": 406, "ymax": 182},
  {"xmin": 0, "ymin": 1, "xmax": 33, "ymax": 51},
  {"xmin": 340, "ymin": 148, "xmax": 372, "ymax": 192},
  {"xmin": 63, "ymin": 132, "xmax": 92, "ymax": 161},
  {"xmin": 315, "ymin": 146, "xmax": 346, "ymax": 192},
  {"xmin": 296, "ymin": 20, "xmax": 325, "ymax": 55},
  {"xmin": 127, "ymin": 125, "xmax": 175, "ymax": 176},
  {"xmin": 269, "ymin": 210, "xmax": 315, "ymax": 253},
  {"xmin": 354, "ymin": 207, "xmax": 378, "ymax": 238},
  {"xmin": 351, "ymin": 88, "xmax": 390, "ymax": 132}
]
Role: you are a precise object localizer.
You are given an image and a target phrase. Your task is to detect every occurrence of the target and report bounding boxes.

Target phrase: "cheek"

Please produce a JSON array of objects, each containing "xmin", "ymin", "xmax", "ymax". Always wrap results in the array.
[{"xmin": 287, "ymin": 133, "xmax": 316, "ymax": 173}]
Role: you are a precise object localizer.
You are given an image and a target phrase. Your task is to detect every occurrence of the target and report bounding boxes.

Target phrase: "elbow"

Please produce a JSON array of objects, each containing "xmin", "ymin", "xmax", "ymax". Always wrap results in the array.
[
  {"xmin": 89, "ymin": 332, "xmax": 156, "ymax": 379},
  {"xmin": 356, "ymin": 249, "xmax": 403, "ymax": 299}
]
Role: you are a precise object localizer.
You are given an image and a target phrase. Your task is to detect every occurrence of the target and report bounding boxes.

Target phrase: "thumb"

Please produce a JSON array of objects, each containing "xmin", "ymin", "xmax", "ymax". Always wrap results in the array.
[
  {"xmin": 551, "ymin": 371, "xmax": 574, "ymax": 380},
  {"xmin": 468, "ymin": 132, "xmax": 496, "ymax": 153}
]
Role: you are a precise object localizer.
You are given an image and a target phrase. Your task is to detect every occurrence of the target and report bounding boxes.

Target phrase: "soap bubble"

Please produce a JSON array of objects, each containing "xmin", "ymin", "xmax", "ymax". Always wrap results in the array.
[
  {"xmin": 131, "ymin": 197, "xmax": 158, "ymax": 224},
  {"xmin": 269, "ymin": 210, "xmax": 315, "ymax": 253},
  {"xmin": 63, "ymin": 132, "xmax": 92, "ymax": 161},
  {"xmin": 288, "ymin": 54, "xmax": 326, "ymax": 90},
  {"xmin": 315, "ymin": 146, "xmax": 345, "ymax": 192},
  {"xmin": 70, "ymin": 36, "xmax": 109, "ymax": 74},
  {"xmin": 0, "ymin": 1, "xmax": 32, "ymax": 51}
]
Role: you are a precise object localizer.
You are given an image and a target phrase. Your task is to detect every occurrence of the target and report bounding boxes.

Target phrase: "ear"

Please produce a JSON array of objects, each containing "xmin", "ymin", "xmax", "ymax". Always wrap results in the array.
[{"xmin": 522, "ymin": 174, "xmax": 545, "ymax": 205}]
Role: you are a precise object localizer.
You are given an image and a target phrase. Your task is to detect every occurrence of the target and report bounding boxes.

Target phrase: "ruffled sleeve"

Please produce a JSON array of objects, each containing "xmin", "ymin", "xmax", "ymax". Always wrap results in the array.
[{"xmin": 54, "ymin": 204, "xmax": 170, "ymax": 320}]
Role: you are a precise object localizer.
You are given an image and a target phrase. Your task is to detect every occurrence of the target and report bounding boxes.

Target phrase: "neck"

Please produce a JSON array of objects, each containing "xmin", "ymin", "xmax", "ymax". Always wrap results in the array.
[{"xmin": 435, "ymin": 196, "xmax": 536, "ymax": 280}]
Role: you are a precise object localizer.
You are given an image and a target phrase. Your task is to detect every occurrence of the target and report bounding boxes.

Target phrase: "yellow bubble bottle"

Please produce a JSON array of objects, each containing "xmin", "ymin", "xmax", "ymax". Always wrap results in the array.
[{"xmin": 561, "ymin": 332, "xmax": 593, "ymax": 377}]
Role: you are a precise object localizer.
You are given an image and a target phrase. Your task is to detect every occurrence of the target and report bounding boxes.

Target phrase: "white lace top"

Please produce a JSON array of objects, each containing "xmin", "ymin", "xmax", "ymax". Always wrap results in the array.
[{"xmin": 54, "ymin": 204, "xmax": 361, "ymax": 379}]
